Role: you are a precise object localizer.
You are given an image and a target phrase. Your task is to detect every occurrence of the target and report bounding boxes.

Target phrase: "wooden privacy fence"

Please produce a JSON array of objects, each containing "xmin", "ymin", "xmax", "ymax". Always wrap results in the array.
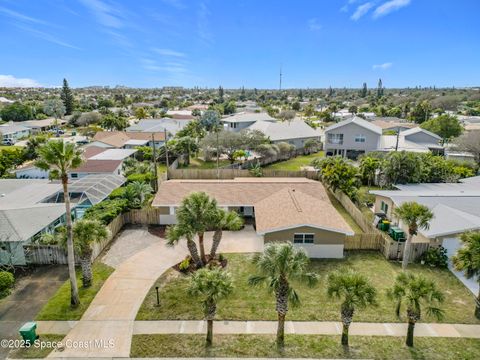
[
  {"xmin": 24, "ymin": 245, "xmax": 68, "ymax": 265},
  {"xmin": 344, "ymin": 233, "xmax": 384, "ymax": 250},
  {"xmin": 168, "ymin": 168, "xmax": 319, "ymax": 180}
]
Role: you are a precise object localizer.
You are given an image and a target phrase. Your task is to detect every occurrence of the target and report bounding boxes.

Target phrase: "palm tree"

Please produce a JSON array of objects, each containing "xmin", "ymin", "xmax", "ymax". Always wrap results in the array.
[
  {"xmin": 166, "ymin": 224, "xmax": 203, "ymax": 268},
  {"xmin": 387, "ymin": 272, "xmax": 444, "ymax": 347},
  {"xmin": 35, "ymin": 141, "xmax": 83, "ymax": 306},
  {"xmin": 248, "ymin": 242, "xmax": 318, "ymax": 348},
  {"xmin": 327, "ymin": 269, "xmax": 377, "ymax": 346},
  {"xmin": 452, "ymin": 232, "xmax": 480, "ymax": 319},
  {"xmin": 59, "ymin": 219, "xmax": 109, "ymax": 287},
  {"xmin": 188, "ymin": 267, "xmax": 233, "ymax": 346},
  {"xmin": 128, "ymin": 181, "xmax": 153, "ymax": 207},
  {"xmin": 393, "ymin": 202, "xmax": 434, "ymax": 270},
  {"xmin": 175, "ymin": 192, "xmax": 218, "ymax": 264},
  {"xmin": 209, "ymin": 208, "xmax": 243, "ymax": 259}
]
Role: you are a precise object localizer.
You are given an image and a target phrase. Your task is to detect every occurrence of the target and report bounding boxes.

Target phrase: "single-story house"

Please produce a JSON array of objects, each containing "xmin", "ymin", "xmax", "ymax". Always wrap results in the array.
[
  {"xmin": 246, "ymin": 120, "xmax": 321, "ymax": 149},
  {"xmin": 370, "ymin": 175, "xmax": 480, "ymax": 294},
  {"xmin": 0, "ymin": 123, "xmax": 30, "ymax": 143},
  {"xmin": 22, "ymin": 118, "xmax": 67, "ymax": 133},
  {"xmin": 126, "ymin": 118, "xmax": 191, "ymax": 137},
  {"xmin": 89, "ymin": 131, "xmax": 165, "ymax": 149},
  {"xmin": 222, "ymin": 112, "xmax": 277, "ymax": 132},
  {"xmin": 0, "ymin": 174, "xmax": 125, "ymax": 265},
  {"xmin": 152, "ymin": 177, "xmax": 353, "ymax": 258}
]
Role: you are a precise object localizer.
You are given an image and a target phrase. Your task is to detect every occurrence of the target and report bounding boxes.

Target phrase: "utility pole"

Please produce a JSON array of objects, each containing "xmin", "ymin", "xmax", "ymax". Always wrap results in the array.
[
  {"xmin": 395, "ymin": 126, "xmax": 400, "ymax": 151},
  {"xmin": 152, "ymin": 133, "xmax": 158, "ymax": 192},
  {"xmin": 164, "ymin": 129, "xmax": 170, "ymax": 180},
  {"xmin": 279, "ymin": 65, "xmax": 282, "ymax": 91}
]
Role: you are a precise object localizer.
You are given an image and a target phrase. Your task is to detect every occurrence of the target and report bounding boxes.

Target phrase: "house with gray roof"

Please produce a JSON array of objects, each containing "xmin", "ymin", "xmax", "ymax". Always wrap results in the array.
[
  {"xmin": 0, "ymin": 123, "xmax": 30, "ymax": 143},
  {"xmin": 221, "ymin": 112, "xmax": 276, "ymax": 132},
  {"xmin": 370, "ymin": 176, "xmax": 480, "ymax": 294},
  {"xmin": 247, "ymin": 120, "xmax": 321, "ymax": 149},
  {"xmin": 126, "ymin": 118, "xmax": 191, "ymax": 136},
  {"xmin": 0, "ymin": 174, "xmax": 125, "ymax": 265}
]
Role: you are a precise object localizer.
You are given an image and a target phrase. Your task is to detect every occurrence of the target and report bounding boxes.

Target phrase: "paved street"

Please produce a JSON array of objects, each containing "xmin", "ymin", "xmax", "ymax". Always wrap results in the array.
[{"xmin": 48, "ymin": 226, "xmax": 263, "ymax": 358}]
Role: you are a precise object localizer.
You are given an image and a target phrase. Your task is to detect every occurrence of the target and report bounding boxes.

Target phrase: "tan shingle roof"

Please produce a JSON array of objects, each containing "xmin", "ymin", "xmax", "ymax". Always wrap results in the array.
[
  {"xmin": 152, "ymin": 178, "xmax": 353, "ymax": 235},
  {"xmin": 93, "ymin": 131, "xmax": 165, "ymax": 148},
  {"xmin": 254, "ymin": 188, "xmax": 353, "ymax": 235}
]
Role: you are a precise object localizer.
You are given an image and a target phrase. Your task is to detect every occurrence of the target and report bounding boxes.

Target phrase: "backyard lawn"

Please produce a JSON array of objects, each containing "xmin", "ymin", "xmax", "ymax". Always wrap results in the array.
[
  {"xmin": 136, "ymin": 252, "xmax": 479, "ymax": 324},
  {"xmin": 263, "ymin": 151, "xmax": 324, "ymax": 171},
  {"xmin": 35, "ymin": 262, "xmax": 113, "ymax": 320},
  {"xmin": 178, "ymin": 158, "xmax": 231, "ymax": 169},
  {"xmin": 131, "ymin": 334, "xmax": 480, "ymax": 359},
  {"xmin": 326, "ymin": 191, "xmax": 363, "ymax": 234}
]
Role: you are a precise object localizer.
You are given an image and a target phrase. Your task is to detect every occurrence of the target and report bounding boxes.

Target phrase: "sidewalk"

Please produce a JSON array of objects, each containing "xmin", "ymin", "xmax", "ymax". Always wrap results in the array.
[{"xmin": 37, "ymin": 320, "xmax": 480, "ymax": 338}]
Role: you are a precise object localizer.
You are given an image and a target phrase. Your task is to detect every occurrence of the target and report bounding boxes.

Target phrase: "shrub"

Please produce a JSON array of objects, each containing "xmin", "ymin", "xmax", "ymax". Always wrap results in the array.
[
  {"xmin": 126, "ymin": 173, "xmax": 154, "ymax": 183},
  {"xmin": 179, "ymin": 257, "xmax": 191, "ymax": 272},
  {"xmin": 421, "ymin": 246, "xmax": 448, "ymax": 268},
  {"xmin": 83, "ymin": 198, "xmax": 129, "ymax": 224},
  {"xmin": 109, "ymin": 187, "xmax": 127, "ymax": 199},
  {"xmin": 0, "ymin": 271, "xmax": 14, "ymax": 297}
]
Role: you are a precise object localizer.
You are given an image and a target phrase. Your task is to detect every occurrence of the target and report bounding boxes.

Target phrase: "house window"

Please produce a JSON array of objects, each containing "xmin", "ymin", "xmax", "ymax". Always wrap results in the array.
[
  {"xmin": 381, "ymin": 201, "xmax": 389, "ymax": 214},
  {"xmin": 327, "ymin": 133, "xmax": 343, "ymax": 145},
  {"xmin": 71, "ymin": 173, "xmax": 78, "ymax": 178},
  {"xmin": 355, "ymin": 134, "xmax": 366, "ymax": 143},
  {"xmin": 293, "ymin": 233, "xmax": 315, "ymax": 244}
]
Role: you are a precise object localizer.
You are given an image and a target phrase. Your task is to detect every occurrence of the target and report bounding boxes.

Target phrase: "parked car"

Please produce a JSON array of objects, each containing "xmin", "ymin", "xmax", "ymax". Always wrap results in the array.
[{"xmin": 2, "ymin": 139, "xmax": 14, "ymax": 146}]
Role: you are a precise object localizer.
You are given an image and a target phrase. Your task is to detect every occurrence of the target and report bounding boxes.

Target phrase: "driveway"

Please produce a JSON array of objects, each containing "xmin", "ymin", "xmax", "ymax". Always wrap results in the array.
[
  {"xmin": 0, "ymin": 266, "xmax": 67, "ymax": 359},
  {"xmin": 49, "ymin": 225, "xmax": 263, "ymax": 358}
]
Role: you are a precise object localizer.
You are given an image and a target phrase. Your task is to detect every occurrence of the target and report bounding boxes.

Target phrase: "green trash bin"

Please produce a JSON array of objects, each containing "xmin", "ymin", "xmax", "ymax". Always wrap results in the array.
[{"xmin": 19, "ymin": 322, "xmax": 38, "ymax": 344}]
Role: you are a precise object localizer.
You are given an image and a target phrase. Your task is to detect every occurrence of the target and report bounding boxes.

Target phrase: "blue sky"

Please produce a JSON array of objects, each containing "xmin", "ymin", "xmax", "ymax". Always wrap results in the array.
[{"xmin": 0, "ymin": 0, "xmax": 479, "ymax": 89}]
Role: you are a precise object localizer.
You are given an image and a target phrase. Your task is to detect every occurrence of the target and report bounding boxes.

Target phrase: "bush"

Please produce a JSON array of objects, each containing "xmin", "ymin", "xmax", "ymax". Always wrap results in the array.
[
  {"xmin": 179, "ymin": 257, "xmax": 191, "ymax": 272},
  {"xmin": 421, "ymin": 246, "xmax": 448, "ymax": 268},
  {"xmin": 109, "ymin": 187, "xmax": 127, "ymax": 199},
  {"xmin": 83, "ymin": 198, "xmax": 129, "ymax": 224},
  {"xmin": 127, "ymin": 173, "xmax": 154, "ymax": 183},
  {"xmin": 0, "ymin": 271, "xmax": 15, "ymax": 297}
]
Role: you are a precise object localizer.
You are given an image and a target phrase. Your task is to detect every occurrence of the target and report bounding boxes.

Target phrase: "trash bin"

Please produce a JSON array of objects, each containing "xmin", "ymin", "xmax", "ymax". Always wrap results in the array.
[
  {"xmin": 379, "ymin": 220, "xmax": 390, "ymax": 231},
  {"xmin": 19, "ymin": 322, "xmax": 38, "ymax": 344}
]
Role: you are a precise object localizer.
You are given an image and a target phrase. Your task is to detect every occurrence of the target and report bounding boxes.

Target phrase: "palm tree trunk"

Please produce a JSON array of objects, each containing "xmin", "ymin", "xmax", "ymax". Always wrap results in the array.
[
  {"xmin": 341, "ymin": 323, "xmax": 350, "ymax": 346},
  {"xmin": 406, "ymin": 320, "xmax": 415, "ymax": 347},
  {"xmin": 198, "ymin": 232, "xmax": 207, "ymax": 264},
  {"xmin": 187, "ymin": 239, "xmax": 203, "ymax": 268},
  {"xmin": 402, "ymin": 233, "xmax": 413, "ymax": 270},
  {"xmin": 80, "ymin": 255, "xmax": 93, "ymax": 288},
  {"xmin": 206, "ymin": 319, "xmax": 213, "ymax": 346},
  {"xmin": 62, "ymin": 176, "xmax": 80, "ymax": 306},
  {"xmin": 210, "ymin": 229, "xmax": 222, "ymax": 258},
  {"xmin": 277, "ymin": 312, "xmax": 285, "ymax": 347}
]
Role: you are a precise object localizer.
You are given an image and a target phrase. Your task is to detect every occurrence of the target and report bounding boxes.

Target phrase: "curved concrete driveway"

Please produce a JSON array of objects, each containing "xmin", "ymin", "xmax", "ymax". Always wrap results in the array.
[{"xmin": 49, "ymin": 226, "xmax": 263, "ymax": 358}]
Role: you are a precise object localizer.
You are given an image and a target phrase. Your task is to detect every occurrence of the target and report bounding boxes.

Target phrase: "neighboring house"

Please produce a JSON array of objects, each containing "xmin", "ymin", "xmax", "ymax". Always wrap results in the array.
[
  {"xmin": 0, "ymin": 123, "xmax": 30, "ymax": 143},
  {"xmin": 221, "ymin": 112, "xmax": 276, "ymax": 132},
  {"xmin": 22, "ymin": 118, "xmax": 67, "ymax": 133},
  {"xmin": 247, "ymin": 120, "xmax": 321, "ymax": 149},
  {"xmin": 126, "ymin": 118, "xmax": 191, "ymax": 137},
  {"xmin": 325, "ymin": 116, "xmax": 443, "ymax": 159},
  {"xmin": 152, "ymin": 177, "xmax": 353, "ymax": 258},
  {"xmin": 324, "ymin": 116, "xmax": 382, "ymax": 158},
  {"xmin": 370, "ymin": 117, "xmax": 417, "ymax": 132},
  {"xmin": 89, "ymin": 131, "xmax": 165, "ymax": 148},
  {"xmin": 370, "ymin": 176, "xmax": 480, "ymax": 294},
  {"xmin": 0, "ymin": 174, "xmax": 125, "ymax": 265}
]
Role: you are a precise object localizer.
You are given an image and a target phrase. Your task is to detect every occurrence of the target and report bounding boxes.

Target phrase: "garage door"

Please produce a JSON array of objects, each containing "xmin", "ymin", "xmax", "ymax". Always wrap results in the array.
[{"xmin": 442, "ymin": 238, "xmax": 478, "ymax": 296}]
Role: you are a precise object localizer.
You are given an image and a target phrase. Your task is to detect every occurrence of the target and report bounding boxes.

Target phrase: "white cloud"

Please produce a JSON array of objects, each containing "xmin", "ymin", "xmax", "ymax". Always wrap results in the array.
[
  {"xmin": 351, "ymin": 2, "xmax": 374, "ymax": 20},
  {"xmin": 373, "ymin": 0, "xmax": 411, "ymax": 18},
  {"xmin": 152, "ymin": 48, "xmax": 186, "ymax": 57},
  {"xmin": 373, "ymin": 62, "xmax": 393, "ymax": 70},
  {"xmin": 15, "ymin": 25, "xmax": 81, "ymax": 50},
  {"xmin": 308, "ymin": 18, "xmax": 322, "ymax": 31},
  {"xmin": 161, "ymin": 0, "xmax": 186, "ymax": 10},
  {"xmin": 80, "ymin": 0, "xmax": 125, "ymax": 28},
  {"xmin": 0, "ymin": 6, "xmax": 50, "ymax": 26},
  {"xmin": 197, "ymin": 1, "xmax": 213, "ymax": 45},
  {"xmin": 0, "ymin": 75, "xmax": 41, "ymax": 88}
]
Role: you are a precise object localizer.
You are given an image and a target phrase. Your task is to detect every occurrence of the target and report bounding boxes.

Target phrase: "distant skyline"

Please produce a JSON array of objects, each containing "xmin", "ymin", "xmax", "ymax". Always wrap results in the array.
[{"xmin": 0, "ymin": 0, "xmax": 479, "ymax": 89}]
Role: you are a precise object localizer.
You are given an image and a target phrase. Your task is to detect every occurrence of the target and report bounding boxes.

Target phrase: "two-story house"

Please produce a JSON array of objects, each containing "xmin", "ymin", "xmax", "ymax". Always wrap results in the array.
[{"xmin": 324, "ymin": 116, "xmax": 382, "ymax": 159}]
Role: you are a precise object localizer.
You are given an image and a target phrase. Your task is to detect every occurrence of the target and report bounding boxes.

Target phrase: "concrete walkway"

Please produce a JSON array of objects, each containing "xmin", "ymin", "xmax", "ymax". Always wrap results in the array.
[
  {"xmin": 48, "ymin": 226, "xmax": 263, "ymax": 358},
  {"xmin": 37, "ymin": 320, "xmax": 480, "ymax": 338}
]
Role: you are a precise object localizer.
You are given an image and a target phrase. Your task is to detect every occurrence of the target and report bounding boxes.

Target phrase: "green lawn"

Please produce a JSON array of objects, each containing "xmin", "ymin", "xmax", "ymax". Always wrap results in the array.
[
  {"xmin": 178, "ymin": 158, "xmax": 231, "ymax": 169},
  {"xmin": 8, "ymin": 334, "xmax": 64, "ymax": 359},
  {"xmin": 263, "ymin": 151, "xmax": 324, "ymax": 171},
  {"xmin": 36, "ymin": 262, "xmax": 114, "ymax": 320},
  {"xmin": 136, "ymin": 252, "xmax": 479, "ymax": 324},
  {"xmin": 130, "ymin": 334, "xmax": 480, "ymax": 359}
]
